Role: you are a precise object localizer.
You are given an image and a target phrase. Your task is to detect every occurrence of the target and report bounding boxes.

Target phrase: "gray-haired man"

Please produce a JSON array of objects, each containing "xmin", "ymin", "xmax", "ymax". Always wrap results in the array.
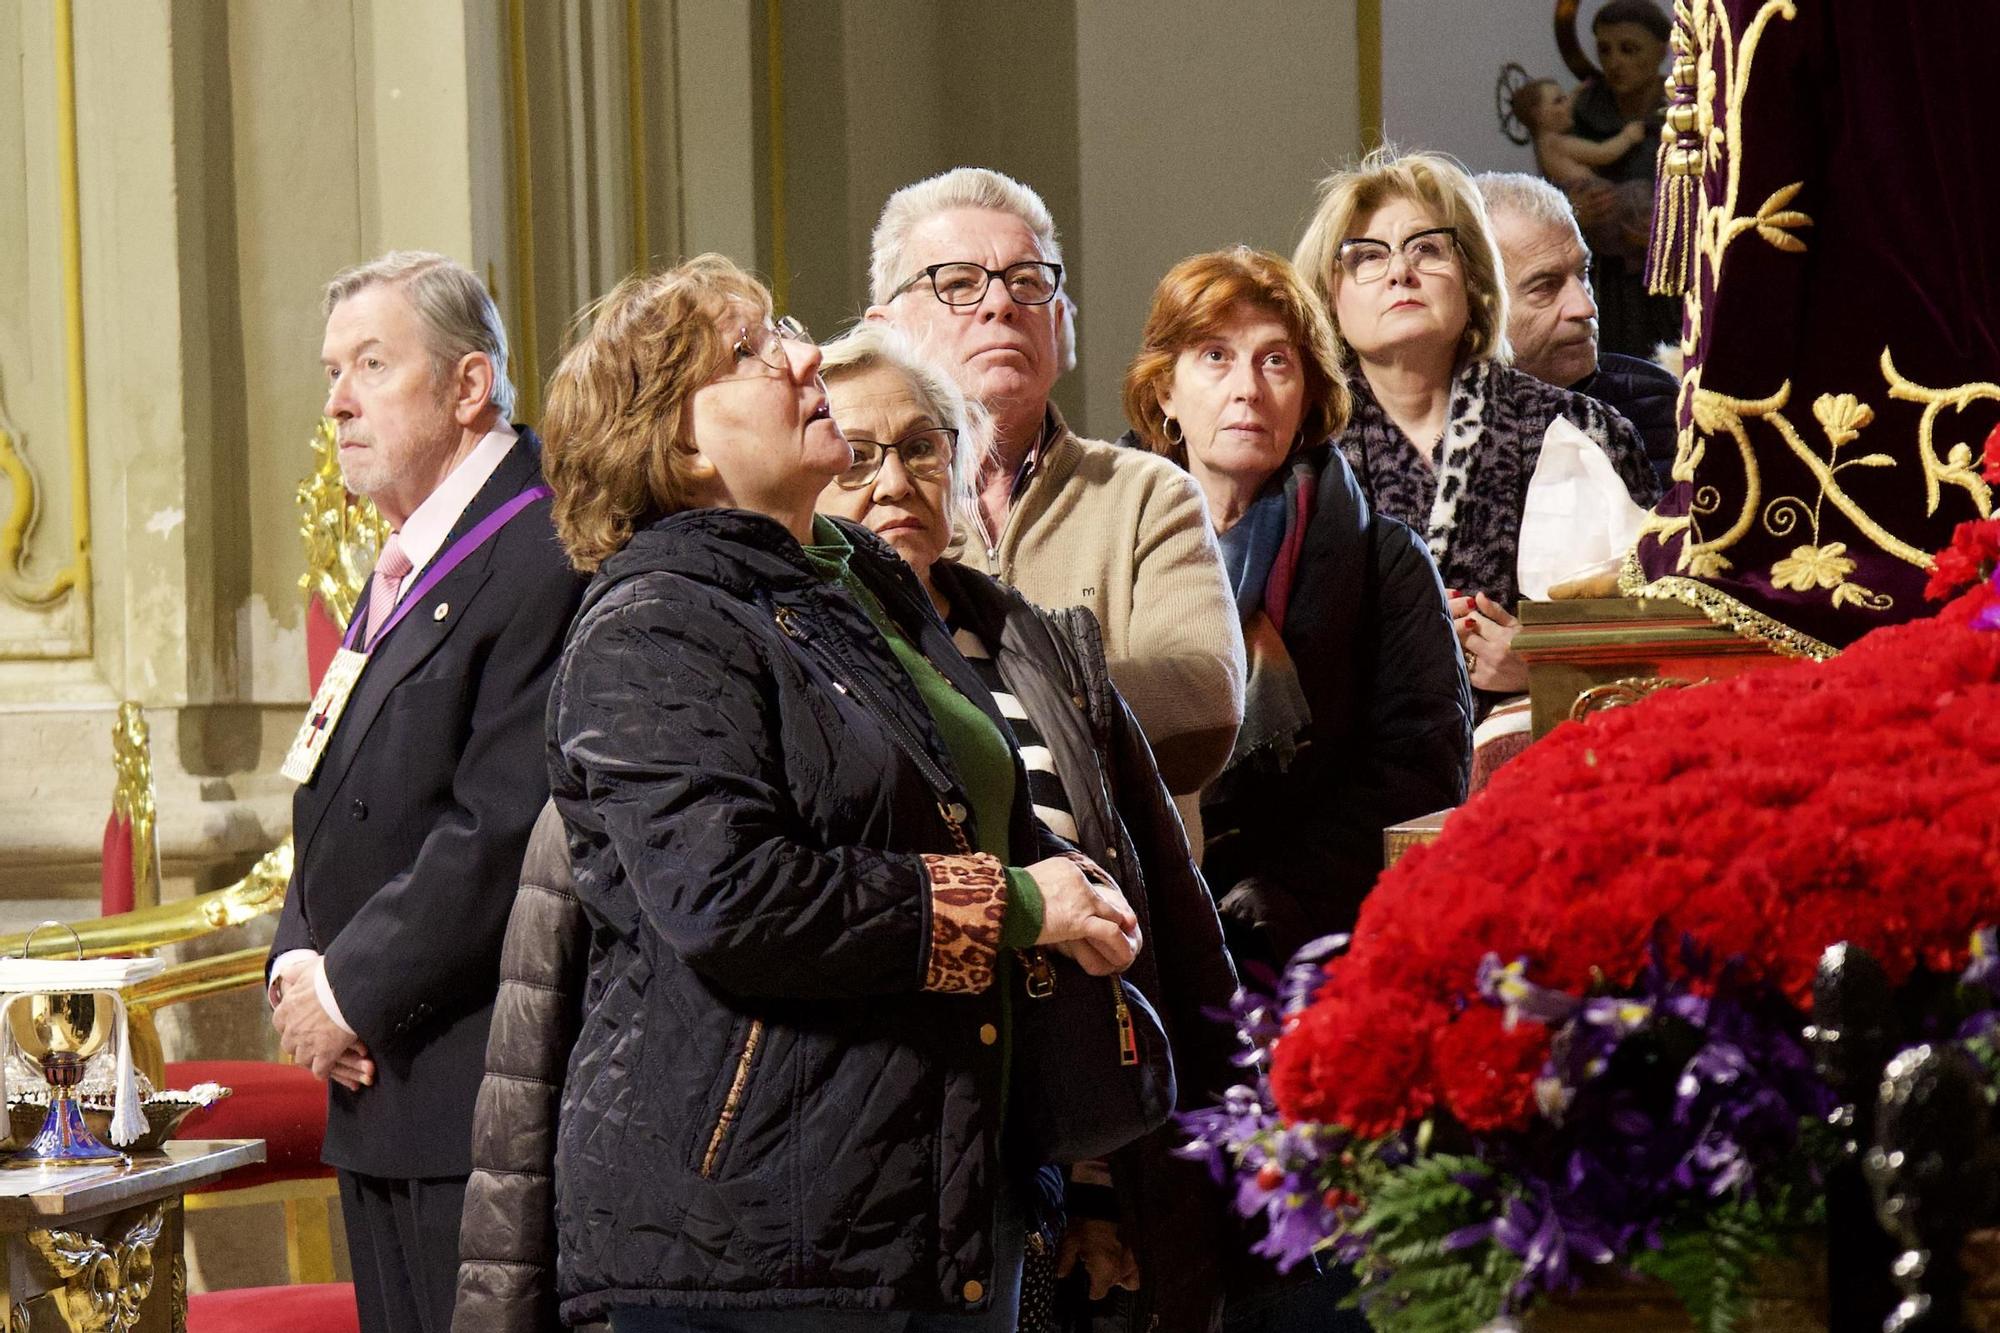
[
  {"xmin": 268, "ymin": 252, "xmax": 584, "ymax": 1333},
  {"xmin": 866, "ymin": 168, "xmax": 1244, "ymax": 812}
]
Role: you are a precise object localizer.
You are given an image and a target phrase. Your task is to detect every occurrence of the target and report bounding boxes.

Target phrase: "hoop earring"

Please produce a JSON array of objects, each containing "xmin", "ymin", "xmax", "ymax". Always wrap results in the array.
[{"xmin": 1163, "ymin": 417, "xmax": 1184, "ymax": 446}]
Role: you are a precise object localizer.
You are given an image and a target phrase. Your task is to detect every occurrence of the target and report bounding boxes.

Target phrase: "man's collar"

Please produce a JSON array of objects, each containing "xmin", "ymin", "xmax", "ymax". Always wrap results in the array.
[{"xmin": 391, "ymin": 423, "xmax": 519, "ymax": 577}]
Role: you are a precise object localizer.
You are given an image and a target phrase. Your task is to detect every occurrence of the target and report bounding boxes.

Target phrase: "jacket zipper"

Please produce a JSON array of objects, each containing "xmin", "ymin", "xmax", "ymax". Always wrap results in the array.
[{"xmin": 700, "ymin": 1018, "xmax": 764, "ymax": 1178}]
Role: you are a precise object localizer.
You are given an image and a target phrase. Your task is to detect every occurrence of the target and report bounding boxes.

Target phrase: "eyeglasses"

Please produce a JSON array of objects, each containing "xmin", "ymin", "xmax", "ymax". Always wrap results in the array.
[
  {"xmin": 722, "ymin": 315, "xmax": 813, "ymax": 377},
  {"xmin": 833, "ymin": 427, "xmax": 958, "ymax": 490},
  {"xmin": 892, "ymin": 262, "xmax": 1064, "ymax": 308},
  {"xmin": 1336, "ymin": 228, "xmax": 1460, "ymax": 284}
]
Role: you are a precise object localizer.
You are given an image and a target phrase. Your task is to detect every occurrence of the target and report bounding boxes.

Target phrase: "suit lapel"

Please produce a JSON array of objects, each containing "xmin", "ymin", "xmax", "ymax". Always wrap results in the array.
[{"xmin": 295, "ymin": 438, "xmax": 542, "ymax": 857}]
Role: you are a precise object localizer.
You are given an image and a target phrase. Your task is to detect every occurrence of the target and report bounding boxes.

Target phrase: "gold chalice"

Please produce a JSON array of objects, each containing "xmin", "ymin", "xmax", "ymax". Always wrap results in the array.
[
  {"xmin": 5, "ymin": 918, "xmax": 128, "ymax": 1168},
  {"xmin": 6, "ymin": 990, "xmax": 124, "ymax": 1166}
]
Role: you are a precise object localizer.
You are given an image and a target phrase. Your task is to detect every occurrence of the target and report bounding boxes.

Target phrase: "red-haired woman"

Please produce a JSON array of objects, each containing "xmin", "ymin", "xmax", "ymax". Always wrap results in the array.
[{"xmin": 1122, "ymin": 246, "xmax": 1471, "ymax": 972}]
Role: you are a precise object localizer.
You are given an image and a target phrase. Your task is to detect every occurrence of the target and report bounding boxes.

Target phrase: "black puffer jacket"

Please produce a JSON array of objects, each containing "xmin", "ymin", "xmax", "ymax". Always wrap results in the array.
[
  {"xmin": 548, "ymin": 510, "xmax": 1054, "ymax": 1324},
  {"xmin": 933, "ymin": 563, "xmax": 1239, "ymax": 1333}
]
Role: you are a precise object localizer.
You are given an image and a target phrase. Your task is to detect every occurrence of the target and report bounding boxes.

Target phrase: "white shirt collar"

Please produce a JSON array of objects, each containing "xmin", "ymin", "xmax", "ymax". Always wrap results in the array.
[{"xmin": 390, "ymin": 423, "xmax": 518, "ymax": 593}]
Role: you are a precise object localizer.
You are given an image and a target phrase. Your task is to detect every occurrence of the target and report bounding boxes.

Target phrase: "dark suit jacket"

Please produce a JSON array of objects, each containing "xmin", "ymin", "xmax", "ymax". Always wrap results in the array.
[{"xmin": 270, "ymin": 431, "xmax": 586, "ymax": 1178}]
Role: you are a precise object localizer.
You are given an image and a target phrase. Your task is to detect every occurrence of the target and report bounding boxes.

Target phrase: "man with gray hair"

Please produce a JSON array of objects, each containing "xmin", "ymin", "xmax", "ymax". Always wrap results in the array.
[
  {"xmin": 1475, "ymin": 171, "xmax": 1679, "ymax": 486},
  {"xmin": 866, "ymin": 167, "xmax": 1244, "ymax": 811},
  {"xmin": 267, "ymin": 251, "xmax": 584, "ymax": 1332}
]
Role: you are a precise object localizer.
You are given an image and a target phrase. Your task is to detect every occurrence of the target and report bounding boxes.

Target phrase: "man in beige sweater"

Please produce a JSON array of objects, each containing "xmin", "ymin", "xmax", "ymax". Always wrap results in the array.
[{"xmin": 866, "ymin": 167, "xmax": 1244, "ymax": 806}]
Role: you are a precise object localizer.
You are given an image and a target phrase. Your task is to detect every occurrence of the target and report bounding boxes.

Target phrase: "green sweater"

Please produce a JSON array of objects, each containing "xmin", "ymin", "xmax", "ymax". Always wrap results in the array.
[{"xmin": 803, "ymin": 519, "xmax": 1044, "ymax": 947}]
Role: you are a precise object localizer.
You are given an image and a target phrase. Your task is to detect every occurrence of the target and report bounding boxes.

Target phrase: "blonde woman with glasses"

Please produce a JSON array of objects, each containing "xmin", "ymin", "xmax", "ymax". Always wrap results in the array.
[{"xmin": 1294, "ymin": 148, "xmax": 1659, "ymax": 713}]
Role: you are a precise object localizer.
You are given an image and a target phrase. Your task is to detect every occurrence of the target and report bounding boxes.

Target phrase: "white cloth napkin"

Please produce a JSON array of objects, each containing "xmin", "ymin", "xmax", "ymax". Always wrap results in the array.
[
  {"xmin": 0, "ymin": 956, "xmax": 165, "ymax": 1147},
  {"xmin": 1516, "ymin": 417, "xmax": 1651, "ymax": 602}
]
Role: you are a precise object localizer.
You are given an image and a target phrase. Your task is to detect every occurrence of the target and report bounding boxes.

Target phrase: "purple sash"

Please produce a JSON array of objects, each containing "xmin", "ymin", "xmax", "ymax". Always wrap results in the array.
[{"xmin": 343, "ymin": 484, "xmax": 553, "ymax": 654}]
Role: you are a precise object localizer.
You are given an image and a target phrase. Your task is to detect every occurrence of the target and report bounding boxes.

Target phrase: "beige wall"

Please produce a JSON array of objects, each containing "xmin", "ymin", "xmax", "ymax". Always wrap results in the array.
[{"xmin": 0, "ymin": 0, "xmax": 1370, "ymax": 895}]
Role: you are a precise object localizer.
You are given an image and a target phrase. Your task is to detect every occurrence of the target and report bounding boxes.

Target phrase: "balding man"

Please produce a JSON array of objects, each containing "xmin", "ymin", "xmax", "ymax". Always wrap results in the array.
[
  {"xmin": 866, "ymin": 167, "xmax": 1244, "ymax": 817},
  {"xmin": 1476, "ymin": 171, "xmax": 1680, "ymax": 487}
]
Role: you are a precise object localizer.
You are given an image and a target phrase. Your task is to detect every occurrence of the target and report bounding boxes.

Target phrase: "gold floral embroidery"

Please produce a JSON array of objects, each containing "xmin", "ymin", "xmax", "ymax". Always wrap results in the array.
[
  {"xmin": 1770, "ymin": 542, "xmax": 1854, "ymax": 592},
  {"xmin": 1632, "ymin": 0, "xmax": 1992, "ymax": 644}
]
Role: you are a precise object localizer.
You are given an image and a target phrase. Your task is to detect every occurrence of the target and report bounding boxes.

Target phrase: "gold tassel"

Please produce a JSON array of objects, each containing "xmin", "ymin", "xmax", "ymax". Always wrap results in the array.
[
  {"xmin": 1646, "ymin": 28, "xmax": 1703, "ymax": 296},
  {"xmin": 1647, "ymin": 141, "xmax": 1699, "ymax": 296}
]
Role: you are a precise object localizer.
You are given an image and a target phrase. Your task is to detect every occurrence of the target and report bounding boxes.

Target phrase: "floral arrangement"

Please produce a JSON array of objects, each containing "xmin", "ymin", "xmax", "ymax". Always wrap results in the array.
[{"xmin": 1185, "ymin": 455, "xmax": 2000, "ymax": 1333}]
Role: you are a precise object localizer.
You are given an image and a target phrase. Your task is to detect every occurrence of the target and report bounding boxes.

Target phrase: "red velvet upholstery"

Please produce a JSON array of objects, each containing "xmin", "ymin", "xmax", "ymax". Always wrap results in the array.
[
  {"xmin": 168, "ymin": 1059, "xmax": 328, "ymax": 1194},
  {"xmin": 188, "ymin": 1283, "xmax": 359, "ymax": 1333}
]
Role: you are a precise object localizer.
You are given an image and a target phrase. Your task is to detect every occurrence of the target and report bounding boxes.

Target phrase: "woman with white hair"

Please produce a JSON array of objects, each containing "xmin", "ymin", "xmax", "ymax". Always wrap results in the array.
[{"xmin": 816, "ymin": 323, "xmax": 1241, "ymax": 1333}]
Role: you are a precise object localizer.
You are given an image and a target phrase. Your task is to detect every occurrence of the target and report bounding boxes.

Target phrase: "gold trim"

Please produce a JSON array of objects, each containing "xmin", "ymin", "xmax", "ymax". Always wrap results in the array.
[
  {"xmin": 700, "ymin": 1018, "xmax": 763, "ymax": 1177},
  {"xmin": 1568, "ymin": 676, "xmax": 1703, "ymax": 722},
  {"xmin": 1619, "ymin": 548, "xmax": 1837, "ymax": 660},
  {"xmin": 763, "ymin": 0, "xmax": 787, "ymax": 310},
  {"xmin": 2, "ymin": 0, "xmax": 93, "ymax": 621},
  {"xmin": 626, "ymin": 0, "xmax": 649, "ymax": 267},
  {"xmin": 1356, "ymin": 0, "xmax": 1382, "ymax": 149},
  {"xmin": 506, "ymin": 0, "xmax": 541, "ymax": 423}
]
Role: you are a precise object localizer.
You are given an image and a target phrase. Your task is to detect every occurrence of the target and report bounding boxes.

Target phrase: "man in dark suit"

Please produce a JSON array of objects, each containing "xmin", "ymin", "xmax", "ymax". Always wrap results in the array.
[
  {"xmin": 1476, "ymin": 171, "xmax": 1682, "ymax": 490},
  {"xmin": 268, "ymin": 251, "xmax": 585, "ymax": 1333}
]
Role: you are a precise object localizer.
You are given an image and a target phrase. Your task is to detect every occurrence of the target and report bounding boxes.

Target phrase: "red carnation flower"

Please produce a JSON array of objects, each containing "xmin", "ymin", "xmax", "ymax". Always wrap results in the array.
[
  {"xmin": 1927, "ymin": 519, "xmax": 2000, "ymax": 602},
  {"xmin": 1430, "ymin": 1006, "xmax": 1548, "ymax": 1133},
  {"xmin": 1271, "ymin": 992, "xmax": 1438, "ymax": 1137},
  {"xmin": 1983, "ymin": 420, "xmax": 2000, "ymax": 485}
]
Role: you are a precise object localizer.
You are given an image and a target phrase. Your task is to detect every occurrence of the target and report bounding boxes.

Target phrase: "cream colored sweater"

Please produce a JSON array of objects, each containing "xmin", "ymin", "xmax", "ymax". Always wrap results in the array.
[{"xmin": 959, "ymin": 411, "xmax": 1245, "ymax": 801}]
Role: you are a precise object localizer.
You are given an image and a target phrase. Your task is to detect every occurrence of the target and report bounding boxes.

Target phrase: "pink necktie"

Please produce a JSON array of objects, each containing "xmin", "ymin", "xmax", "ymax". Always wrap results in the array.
[{"xmin": 365, "ymin": 534, "xmax": 413, "ymax": 646}]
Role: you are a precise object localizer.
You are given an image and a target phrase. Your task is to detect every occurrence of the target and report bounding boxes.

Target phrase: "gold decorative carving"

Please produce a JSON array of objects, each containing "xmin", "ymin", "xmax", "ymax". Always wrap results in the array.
[
  {"xmin": 0, "ymin": 837, "xmax": 291, "ymax": 962},
  {"xmin": 109, "ymin": 705, "xmax": 160, "ymax": 911},
  {"xmin": 25, "ymin": 1207, "xmax": 162, "ymax": 1332},
  {"xmin": 2, "ymin": 0, "xmax": 93, "ymax": 620},
  {"xmin": 169, "ymin": 1257, "xmax": 185, "ymax": 1333},
  {"xmin": 295, "ymin": 419, "xmax": 385, "ymax": 627},
  {"xmin": 1568, "ymin": 676, "xmax": 1704, "ymax": 722}
]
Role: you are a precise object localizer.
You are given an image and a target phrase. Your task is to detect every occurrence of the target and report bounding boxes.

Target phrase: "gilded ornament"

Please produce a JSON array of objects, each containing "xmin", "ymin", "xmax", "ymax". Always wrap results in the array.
[
  {"xmin": 24, "ymin": 1207, "xmax": 164, "ymax": 1332},
  {"xmin": 296, "ymin": 418, "xmax": 386, "ymax": 627},
  {"xmin": 109, "ymin": 704, "xmax": 160, "ymax": 910}
]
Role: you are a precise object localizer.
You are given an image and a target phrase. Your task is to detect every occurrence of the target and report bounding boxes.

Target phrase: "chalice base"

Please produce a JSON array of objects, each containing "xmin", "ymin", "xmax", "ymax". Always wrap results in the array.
[{"xmin": 6, "ymin": 1097, "xmax": 125, "ymax": 1168}]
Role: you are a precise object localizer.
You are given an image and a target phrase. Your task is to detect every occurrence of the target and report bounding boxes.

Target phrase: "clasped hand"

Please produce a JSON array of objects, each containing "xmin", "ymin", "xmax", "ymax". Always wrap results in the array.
[
  {"xmin": 270, "ymin": 958, "xmax": 376, "ymax": 1092},
  {"xmin": 1024, "ymin": 854, "xmax": 1141, "ymax": 975}
]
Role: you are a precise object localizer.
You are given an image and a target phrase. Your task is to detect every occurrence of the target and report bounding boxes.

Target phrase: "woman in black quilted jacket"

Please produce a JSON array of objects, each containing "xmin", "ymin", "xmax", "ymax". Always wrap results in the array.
[{"xmin": 535, "ymin": 255, "xmax": 1141, "ymax": 1331}]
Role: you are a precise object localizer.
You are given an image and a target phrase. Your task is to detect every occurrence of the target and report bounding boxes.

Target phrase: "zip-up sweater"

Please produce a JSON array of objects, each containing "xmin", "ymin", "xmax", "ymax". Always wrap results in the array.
[{"xmin": 959, "ymin": 407, "xmax": 1245, "ymax": 807}]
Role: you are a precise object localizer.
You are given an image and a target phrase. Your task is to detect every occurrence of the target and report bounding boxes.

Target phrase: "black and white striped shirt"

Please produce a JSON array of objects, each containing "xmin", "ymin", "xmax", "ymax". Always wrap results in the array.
[{"xmin": 948, "ymin": 625, "xmax": 1079, "ymax": 845}]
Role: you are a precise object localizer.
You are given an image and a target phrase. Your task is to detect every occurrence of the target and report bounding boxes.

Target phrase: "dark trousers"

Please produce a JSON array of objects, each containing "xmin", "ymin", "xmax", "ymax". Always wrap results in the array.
[{"xmin": 338, "ymin": 1169, "xmax": 469, "ymax": 1333}]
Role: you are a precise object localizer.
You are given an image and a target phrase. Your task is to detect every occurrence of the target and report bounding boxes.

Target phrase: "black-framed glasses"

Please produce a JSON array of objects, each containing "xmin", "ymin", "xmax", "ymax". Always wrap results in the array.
[
  {"xmin": 1336, "ymin": 227, "xmax": 1459, "ymax": 284},
  {"xmin": 834, "ymin": 427, "xmax": 958, "ymax": 490},
  {"xmin": 724, "ymin": 314, "xmax": 812, "ymax": 376},
  {"xmin": 892, "ymin": 262, "xmax": 1064, "ymax": 308}
]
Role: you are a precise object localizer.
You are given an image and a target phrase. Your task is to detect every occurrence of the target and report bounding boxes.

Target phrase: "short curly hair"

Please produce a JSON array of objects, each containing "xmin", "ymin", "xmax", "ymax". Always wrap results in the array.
[
  {"xmin": 1122, "ymin": 246, "xmax": 1350, "ymax": 465},
  {"xmin": 1293, "ymin": 146, "xmax": 1512, "ymax": 369},
  {"xmin": 541, "ymin": 254, "xmax": 770, "ymax": 572}
]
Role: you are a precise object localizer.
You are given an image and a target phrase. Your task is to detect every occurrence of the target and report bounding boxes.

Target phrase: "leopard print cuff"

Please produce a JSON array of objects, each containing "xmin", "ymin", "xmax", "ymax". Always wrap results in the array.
[{"xmin": 920, "ymin": 853, "xmax": 1008, "ymax": 994}]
